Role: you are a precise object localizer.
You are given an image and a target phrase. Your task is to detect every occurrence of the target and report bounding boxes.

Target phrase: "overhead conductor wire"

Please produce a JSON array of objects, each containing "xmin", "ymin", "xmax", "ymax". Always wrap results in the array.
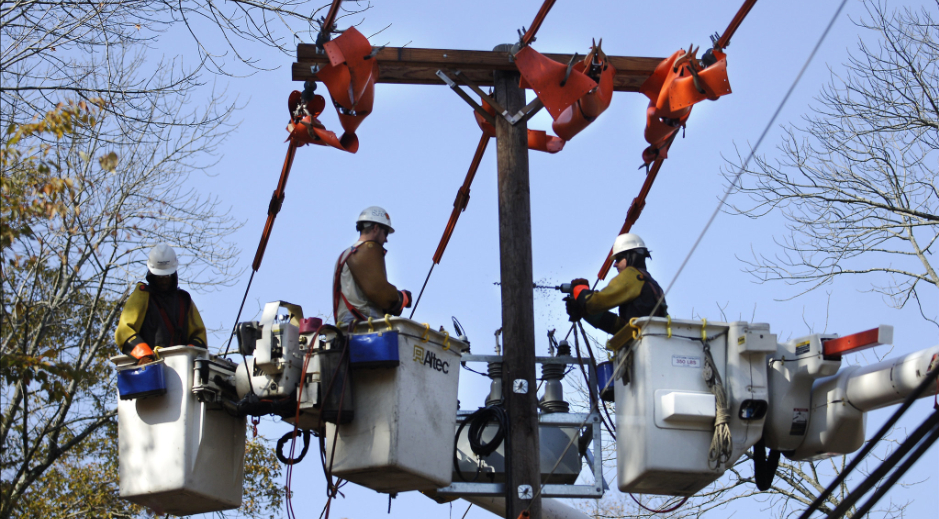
[{"xmin": 525, "ymin": 0, "xmax": 850, "ymax": 512}]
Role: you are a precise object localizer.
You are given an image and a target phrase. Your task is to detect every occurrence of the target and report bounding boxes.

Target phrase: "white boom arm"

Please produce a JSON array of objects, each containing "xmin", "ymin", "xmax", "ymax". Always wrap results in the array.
[{"xmin": 842, "ymin": 345, "xmax": 939, "ymax": 412}]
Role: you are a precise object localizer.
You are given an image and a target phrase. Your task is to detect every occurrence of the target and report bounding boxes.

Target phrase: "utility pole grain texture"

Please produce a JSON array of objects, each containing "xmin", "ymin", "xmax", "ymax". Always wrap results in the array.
[{"xmin": 493, "ymin": 43, "xmax": 541, "ymax": 519}]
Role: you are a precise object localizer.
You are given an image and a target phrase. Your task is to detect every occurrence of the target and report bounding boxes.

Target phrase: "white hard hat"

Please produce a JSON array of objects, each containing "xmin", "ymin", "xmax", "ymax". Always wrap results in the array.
[
  {"xmin": 611, "ymin": 233, "xmax": 647, "ymax": 256},
  {"xmin": 147, "ymin": 243, "xmax": 179, "ymax": 276},
  {"xmin": 356, "ymin": 206, "xmax": 395, "ymax": 233}
]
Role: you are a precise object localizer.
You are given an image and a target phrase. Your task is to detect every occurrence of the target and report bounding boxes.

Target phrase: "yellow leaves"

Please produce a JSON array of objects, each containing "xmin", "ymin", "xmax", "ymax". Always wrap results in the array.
[
  {"xmin": 98, "ymin": 151, "xmax": 118, "ymax": 172},
  {"xmin": 1, "ymin": 99, "xmax": 113, "ymax": 250}
]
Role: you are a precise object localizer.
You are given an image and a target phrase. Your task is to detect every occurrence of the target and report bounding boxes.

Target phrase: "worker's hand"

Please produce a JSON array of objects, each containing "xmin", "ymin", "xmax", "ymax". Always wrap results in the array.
[
  {"xmin": 130, "ymin": 342, "xmax": 154, "ymax": 360},
  {"xmin": 564, "ymin": 296, "xmax": 583, "ymax": 322},
  {"xmin": 569, "ymin": 279, "xmax": 592, "ymax": 302},
  {"xmin": 388, "ymin": 290, "xmax": 412, "ymax": 316},
  {"xmin": 136, "ymin": 355, "xmax": 156, "ymax": 366}
]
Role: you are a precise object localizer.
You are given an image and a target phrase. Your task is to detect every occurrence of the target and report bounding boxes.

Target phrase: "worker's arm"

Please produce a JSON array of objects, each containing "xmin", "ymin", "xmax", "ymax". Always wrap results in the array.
[
  {"xmin": 583, "ymin": 311, "xmax": 630, "ymax": 335},
  {"xmin": 187, "ymin": 301, "xmax": 208, "ymax": 348},
  {"xmin": 346, "ymin": 241, "xmax": 401, "ymax": 312},
  {"xmin": 115, "ymin": 286, "xmax": 149, "ymax": 354},
  {"xmin": 581, "ymin": 267, "xmax": 645, "ymax": 315}
]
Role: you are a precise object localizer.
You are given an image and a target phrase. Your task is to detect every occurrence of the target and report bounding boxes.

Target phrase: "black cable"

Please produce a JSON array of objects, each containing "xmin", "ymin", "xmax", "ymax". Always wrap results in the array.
[
  {"xmin": 223, "ymin": 269, "xmax": 255, "ymax": 356},
  {"xmin": 578, "ymin": 322, "xmax": 617, "ymax": 437},
  {"xmin": 276, "ymin": 429, "xmax": 311, "ymax": 465},
  {"xmin": 453, "ymin": 405, "xmax": 508, "ymax": 482},
  {"xmin": 752, "ymin": 437, "xmax": 781, "ymax": 491},
  {"xmin": 409, "ymin": 263, "xmax": 434, "ymax": 319},
  {"xmin": 851, "ymin": 415, "xmax": 939, "ymax": 519},
  {"xmin": 798, "ymin": 362, "xmax": 939, "ymax": 519},
  {"xmin": 461, "ymin": 363, "xmax": 490, "ymax": 377},
  {"xmin": 826, "ymin": 410, "xmax": 939, "ymax": 518}
]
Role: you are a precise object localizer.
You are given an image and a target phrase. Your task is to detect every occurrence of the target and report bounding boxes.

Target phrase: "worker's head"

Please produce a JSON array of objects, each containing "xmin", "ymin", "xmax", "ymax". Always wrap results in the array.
[
  {"xmin": 611, "ymin": 233, "xmax": 651, "ymax": 273},
  {"xmin": 356, "ymin": 206, "xmax": 394, "ymax": 245},
  {"xmin": 146, "ymin": 243, "xmax": 179, "ymax": 292}
]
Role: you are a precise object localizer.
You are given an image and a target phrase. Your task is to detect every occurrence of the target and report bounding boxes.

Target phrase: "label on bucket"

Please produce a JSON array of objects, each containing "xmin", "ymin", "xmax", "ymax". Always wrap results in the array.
[
  {"xmin": 671, "ymin": 355, "xmax": 702, "ymax": 368},
  {"xmin": 412, "ymin": 345, "xmax": 451, "ymax": 374}
]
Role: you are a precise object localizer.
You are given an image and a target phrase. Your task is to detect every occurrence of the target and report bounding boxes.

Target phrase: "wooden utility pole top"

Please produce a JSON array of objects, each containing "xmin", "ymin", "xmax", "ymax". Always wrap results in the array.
[{"xmin": 293, "ymin": 45, "xmax": 662, "ymax": 92}]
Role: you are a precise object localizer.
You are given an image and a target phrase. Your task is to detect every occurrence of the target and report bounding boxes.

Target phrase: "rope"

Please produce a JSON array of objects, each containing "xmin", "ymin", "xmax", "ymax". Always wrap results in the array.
[{"xmin": 701, "ymin": 339, "xmax": 732, "ymax": 469}]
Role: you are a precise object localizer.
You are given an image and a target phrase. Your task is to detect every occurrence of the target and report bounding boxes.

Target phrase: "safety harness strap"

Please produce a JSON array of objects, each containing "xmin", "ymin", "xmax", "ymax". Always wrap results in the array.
[{"xmin": 333, "ymin": 246, "xmax": 368, "ymax": 323}]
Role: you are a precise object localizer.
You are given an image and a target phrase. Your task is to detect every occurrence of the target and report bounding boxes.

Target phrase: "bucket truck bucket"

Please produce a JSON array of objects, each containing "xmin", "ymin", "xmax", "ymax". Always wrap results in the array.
[
  {"xmin": 112, "ymin": 346, "xmax": 246, "ymax": 515},
  {"xmin": 325, "ymin": 317, "xmax": 468, "ymax": 493},
  {"xmin": 615, "ymin": 318, "xmax": 776, "ymax": 496}
]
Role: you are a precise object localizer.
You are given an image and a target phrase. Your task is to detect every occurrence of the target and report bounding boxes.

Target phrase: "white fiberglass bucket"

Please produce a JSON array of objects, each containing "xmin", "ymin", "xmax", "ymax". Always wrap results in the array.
[
  {"xmin": 112, "ymin": 346, "xmax": 246, "ymax": 515},
  {"xmin": 325, "ymin": 317, "xmax": 467, "ymax": 493}
]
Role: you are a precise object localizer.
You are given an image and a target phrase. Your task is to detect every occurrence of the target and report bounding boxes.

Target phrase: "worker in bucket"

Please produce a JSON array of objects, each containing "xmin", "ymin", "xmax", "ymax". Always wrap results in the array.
[
  {"xmin": 333, "ymin": 206, "xmax": 412, "ymax": 326},
  {"xmin": 115, "ymin": 243, "xmax": 208, "ymax": 364},
  {"xmin": 565, "ymin": 233, "xmax": 667, "ymax": 347}
]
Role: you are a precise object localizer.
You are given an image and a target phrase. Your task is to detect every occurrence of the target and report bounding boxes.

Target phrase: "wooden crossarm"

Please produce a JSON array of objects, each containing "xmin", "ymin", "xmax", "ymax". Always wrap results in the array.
[{"xmin": 293, "ymin": 45, "xmax": 663, "ymax": 92}]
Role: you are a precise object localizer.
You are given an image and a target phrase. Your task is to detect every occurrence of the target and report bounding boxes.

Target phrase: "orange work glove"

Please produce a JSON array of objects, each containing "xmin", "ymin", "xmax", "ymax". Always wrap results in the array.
[{"xmin": 130, "ymin": 343, "xmax": 155, "ymax": 365}]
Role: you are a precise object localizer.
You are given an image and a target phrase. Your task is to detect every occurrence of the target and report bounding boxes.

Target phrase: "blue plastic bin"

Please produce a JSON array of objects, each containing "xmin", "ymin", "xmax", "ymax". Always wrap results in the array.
[
  {"xmin": 117, "ymin": 360, "xmax": 167, "ymax": 400},
  {"xmin": 348, "ymin": 331, "xmax": 400, "ymax": 369}
]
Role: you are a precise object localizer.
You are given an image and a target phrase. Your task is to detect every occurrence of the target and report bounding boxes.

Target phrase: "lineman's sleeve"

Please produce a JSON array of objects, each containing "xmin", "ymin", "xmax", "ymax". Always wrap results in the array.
[
  {"xmin": 346, "ymin": 241, "xmax": 400, "ymax": 311},
  {"xmin": 116, "ymin": 285, "xmax": 149, "ymax": 354},
  {"xmin": 187, "ymin": 301, "xmax": 208, "ymax": 348},
  {"xmin": 584, "ymin": 311, "xmax": 629, "ymax": 335},
  {"xmin": 582, "ymin": 267, "xmax": 645, "ymax": 315}
]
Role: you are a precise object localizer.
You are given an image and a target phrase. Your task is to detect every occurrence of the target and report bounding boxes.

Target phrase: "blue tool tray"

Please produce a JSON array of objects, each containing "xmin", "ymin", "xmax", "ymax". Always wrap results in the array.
[
  {"xmin": 117, "ymin": 359, "xmax": 167, "ymax": 400},
  {"xmin": 349, "ymin": 331, "xmax": 400, "ymax": 369}
]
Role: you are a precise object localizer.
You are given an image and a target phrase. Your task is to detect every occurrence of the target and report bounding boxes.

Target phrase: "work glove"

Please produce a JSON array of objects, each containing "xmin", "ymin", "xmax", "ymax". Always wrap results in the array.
[
  {"xmin": 564, "ymin": 296, "xmax": 583, "ymax": 322},
  {"xmin": 388, "ymin": 290, "xmax": 413, "ymax": 316},
  {"xmin": 130, "ymin": 342, "xmax": 155, "ymax": 366},
  {"xmin": 570, "ymin": 278, "xmax": 593, "ymax": 303}
]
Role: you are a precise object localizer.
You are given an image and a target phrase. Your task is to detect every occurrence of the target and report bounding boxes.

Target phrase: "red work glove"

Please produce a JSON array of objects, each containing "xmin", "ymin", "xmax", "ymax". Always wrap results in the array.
[{"xmin": 570, "ymin": 278, "xmax": 590, "ymax": 301}]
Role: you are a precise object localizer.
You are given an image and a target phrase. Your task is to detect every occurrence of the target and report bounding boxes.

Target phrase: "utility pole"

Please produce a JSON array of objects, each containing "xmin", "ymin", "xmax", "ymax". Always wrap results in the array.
[
  {"xmin": 292, "ymin": 41, "xmax": 660, "ymax": 519},
  {"xmin": 493, "ymin": 43, "xmax": 541, "ymax": 519}
]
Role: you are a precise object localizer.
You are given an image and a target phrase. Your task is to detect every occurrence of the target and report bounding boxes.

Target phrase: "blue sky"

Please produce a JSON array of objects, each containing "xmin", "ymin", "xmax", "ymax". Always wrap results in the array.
[{"xmin": 165, "ymin": 1, "xmax": 937, "ymax": 517}]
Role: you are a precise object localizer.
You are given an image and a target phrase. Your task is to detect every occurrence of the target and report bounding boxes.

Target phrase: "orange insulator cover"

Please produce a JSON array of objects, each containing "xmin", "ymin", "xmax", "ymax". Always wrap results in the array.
[
  {"xmin": 286, "ymin": 91, "xmax": 358, "ymax": 153},
  {"xmin": 552, "ymin": 49, "xmax": 615, "ymax": 141},
  {"xmin": 316, "ymin": 26, "xmax": 378, "ymax": 136},
  {"xmin": 514, "ymin": 45, "xmax": 596, "ymax": 120},
  {"xmin": 473, "ymin": 98, "xmax": 564, "ymax": 154},
  {"xmin": 639, "ymin": 47, "xmax": 732, "ymax": 164},
  {"xmin": 669, "ymin": 50, "xmax": 731, "ymax": 111},
  {"xmin": 528, "ymin": 129, "xmax": 565, "ymax": 153}
]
